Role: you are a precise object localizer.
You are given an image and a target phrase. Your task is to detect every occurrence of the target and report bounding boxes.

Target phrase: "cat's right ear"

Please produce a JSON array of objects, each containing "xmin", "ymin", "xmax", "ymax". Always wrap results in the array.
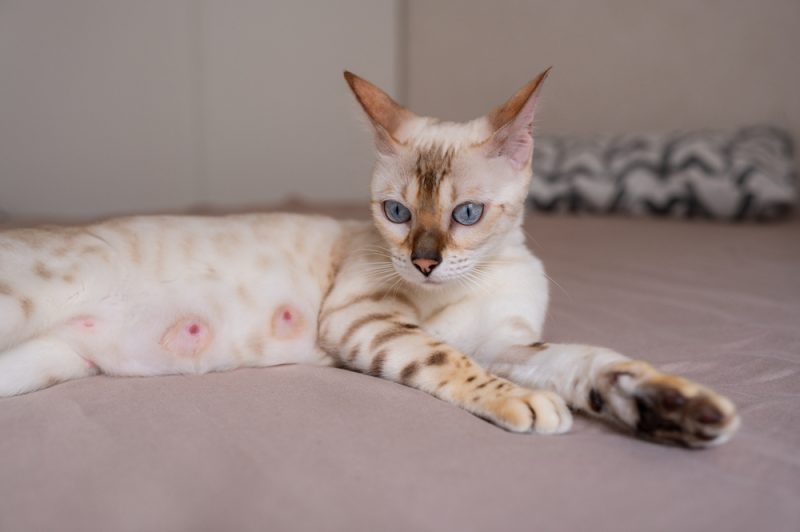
[{"xmin": 344, "ymin": 71, "xmax": 411, "ymax": 155}]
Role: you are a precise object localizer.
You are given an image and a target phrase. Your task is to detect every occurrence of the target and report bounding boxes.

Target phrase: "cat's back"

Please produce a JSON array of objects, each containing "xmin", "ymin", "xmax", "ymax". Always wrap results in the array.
[
  {"xmin": 91, "ymin": 212, "xmax": 346, "ymax": 271},
  {"xmin": 2, "ymin": 211, "xmax": 350, "ymax": 278}
]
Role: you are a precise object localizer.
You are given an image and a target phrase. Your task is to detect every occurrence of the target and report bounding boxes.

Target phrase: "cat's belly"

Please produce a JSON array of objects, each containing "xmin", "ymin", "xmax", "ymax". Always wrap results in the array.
[
  {"xmin": 52, "ymin": 265, "xmax": 329, "ymax": 376},
  {"xmin": 12, "ymin": 213, "xmax": 354, "ymax": 376}
]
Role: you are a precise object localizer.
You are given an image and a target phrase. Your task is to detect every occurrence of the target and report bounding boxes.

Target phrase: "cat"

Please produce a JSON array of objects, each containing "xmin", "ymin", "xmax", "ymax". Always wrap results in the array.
[{"xmin": 0, "ymin": 68, "xmax": 739, "ymax": 447}]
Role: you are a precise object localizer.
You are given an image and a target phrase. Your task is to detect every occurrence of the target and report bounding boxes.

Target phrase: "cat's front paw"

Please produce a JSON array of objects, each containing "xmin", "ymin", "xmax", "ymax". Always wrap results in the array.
[
  {"xmin": 483, "ymin": 389, "xmax": 573, "ymax": 435},
  {"xmin": 595, "ymin": 361, "xmax": 740, "ymax": 448}
]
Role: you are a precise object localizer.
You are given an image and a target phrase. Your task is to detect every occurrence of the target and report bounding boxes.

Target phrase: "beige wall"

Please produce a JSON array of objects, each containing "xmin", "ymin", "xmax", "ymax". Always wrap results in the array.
[
  {"xmin": 406, "ymin": 0, "xmax": 800, "ymax": 148},
  {"xmin": 0, "ymin": 0, "xmax": 399, "ymax": 221},
  {"xmin": 1, "ymin": 1, "xmax": 798, "ymax": 221}
]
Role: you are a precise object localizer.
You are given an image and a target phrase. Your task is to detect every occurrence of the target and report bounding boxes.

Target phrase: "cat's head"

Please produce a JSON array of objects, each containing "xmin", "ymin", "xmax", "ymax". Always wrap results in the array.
[{"xmin": 344, "ymin": 69, "xmax": 549, "ymax": 289}]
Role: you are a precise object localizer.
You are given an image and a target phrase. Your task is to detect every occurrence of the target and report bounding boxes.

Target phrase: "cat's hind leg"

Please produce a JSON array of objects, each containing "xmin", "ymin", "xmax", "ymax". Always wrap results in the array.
[
  {"xmin": 0, "ymin": 336, "xmax": 98, "ymax": 397},
  {"xmin": 484, "ymin": 343, "xmax": 740, "ymax": 447}
]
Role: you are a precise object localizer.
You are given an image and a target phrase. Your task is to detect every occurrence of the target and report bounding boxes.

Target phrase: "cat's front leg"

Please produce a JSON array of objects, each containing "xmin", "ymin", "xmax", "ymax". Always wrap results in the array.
[
  {"xmin": 485, "ymin": 343, "xmax": 740, "ymax": 447},
  {"xmin": 319, "ymin": 306, "xmax": 572, "ymax": 434}
]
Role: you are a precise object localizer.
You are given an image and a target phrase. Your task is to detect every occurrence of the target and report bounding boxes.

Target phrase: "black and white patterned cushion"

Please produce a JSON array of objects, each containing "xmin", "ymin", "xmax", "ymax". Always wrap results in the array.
[{"xmin": 529, "ymin": 126, "xmax": 796, "ymax": 221}]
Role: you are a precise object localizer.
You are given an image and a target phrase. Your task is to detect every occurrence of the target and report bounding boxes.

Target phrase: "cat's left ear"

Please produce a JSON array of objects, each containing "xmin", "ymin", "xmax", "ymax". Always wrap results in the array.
[{"xmin": 483, "ymin": 67, "xmax": 551, "ymax": 170}]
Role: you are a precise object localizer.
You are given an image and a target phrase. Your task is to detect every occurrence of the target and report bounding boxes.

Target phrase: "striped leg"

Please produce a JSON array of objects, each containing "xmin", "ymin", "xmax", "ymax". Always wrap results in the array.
[
  {"xmin": 485, "ymin": 343, "xmax": 740, "ymax": 447},
  {"xmin": 320, "ymin": 310, "xmax": 572, "ymax": 434}
]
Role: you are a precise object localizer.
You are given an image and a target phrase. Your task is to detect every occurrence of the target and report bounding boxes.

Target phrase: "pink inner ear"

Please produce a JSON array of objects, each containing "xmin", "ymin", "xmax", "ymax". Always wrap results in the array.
[
  {"xmin": 489, "ymin": 75, "xmax": 544, "ymax": 170},
  {"xmin": 374, "ymin": 125, "xmax": 400, "ymax": 156},
  {"xmin": 489, "ymin": 121, "xmax": 534, "ymax": 170},
  {"xmin": 498, "ymin": 126, "xmax": 534, "ymax": 169}
]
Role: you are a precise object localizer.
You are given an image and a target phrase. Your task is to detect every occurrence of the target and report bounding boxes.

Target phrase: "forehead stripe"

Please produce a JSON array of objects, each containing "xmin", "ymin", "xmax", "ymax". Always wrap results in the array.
[{"xmin": 415, "ymin": 145, "xmax": 454, "ymax": 208}]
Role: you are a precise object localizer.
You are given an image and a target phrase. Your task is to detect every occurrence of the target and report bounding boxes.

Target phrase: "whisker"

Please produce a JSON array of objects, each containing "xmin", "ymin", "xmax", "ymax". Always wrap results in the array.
[
  {"xmin": 463, "ymin": 268, "xmax": 492, "ymax": 296},
  {"xmin": 542, "ymin": 270, "xmax": 570, "ymax": 299},
  {"xmin": 354, "ymin": 263, "xmax": 396, "ymax": 271},
  {"xmin": 520, "ymin": 226, "xmax": 544, "ymax": 251},
  {"xmin": 383, "ymin": 275, "xmax": 405, "ymax": 302},
  {"xmin": 351, "ymin": 265, "xmax": 396, "ymax": 276},
  {"xmin": 472, "ymin": 259, "xmax": 570, "ymax": 299}
]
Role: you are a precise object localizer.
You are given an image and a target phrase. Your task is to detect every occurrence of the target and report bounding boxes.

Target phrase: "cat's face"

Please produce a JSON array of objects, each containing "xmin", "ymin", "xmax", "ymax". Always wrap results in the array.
[{"xmin": 345, "ymin": 70, "xmax": 549, "ymax": 288}]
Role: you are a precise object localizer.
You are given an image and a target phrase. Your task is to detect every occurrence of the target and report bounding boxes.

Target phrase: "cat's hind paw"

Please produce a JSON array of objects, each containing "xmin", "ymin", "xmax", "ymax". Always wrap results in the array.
[{"xmin": 596, "ymin": 361, "xmax": 740, "ymax": 448}]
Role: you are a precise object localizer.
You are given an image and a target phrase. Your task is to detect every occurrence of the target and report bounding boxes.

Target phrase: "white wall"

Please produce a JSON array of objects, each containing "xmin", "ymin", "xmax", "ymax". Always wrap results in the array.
[
  {"xmin": 199, "ymin": 1, "xmax": 399, "ymax": 210},
  {"xmin": 1, "ymin": 1, "xmax": 798, "ymax": 222},
  {"xmin": 406, "ymin": 0, "xmax": 800, "ymax": 147},
  {"xmin": 0, "ymin": 0, "xmax": 399, "ymax": 221}
]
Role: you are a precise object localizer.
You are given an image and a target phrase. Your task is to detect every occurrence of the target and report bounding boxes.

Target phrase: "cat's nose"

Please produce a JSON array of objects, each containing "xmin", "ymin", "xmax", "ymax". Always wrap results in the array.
[{"xmin": 411, "ymin": 255, "xmax": 440, "ymax": 277}]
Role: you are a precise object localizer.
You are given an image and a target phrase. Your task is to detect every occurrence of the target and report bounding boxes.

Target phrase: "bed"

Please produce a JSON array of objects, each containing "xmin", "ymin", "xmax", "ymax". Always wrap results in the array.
[{"xmin": 1, "ymin": 204, "xmax": 798, "ymax": 532}]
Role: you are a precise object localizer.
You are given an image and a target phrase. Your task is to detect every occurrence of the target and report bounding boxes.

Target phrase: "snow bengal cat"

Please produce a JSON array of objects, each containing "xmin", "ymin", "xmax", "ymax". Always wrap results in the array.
[{"xmin": 0, "ymin": 69, "xmax": 739, "ymax": 447}]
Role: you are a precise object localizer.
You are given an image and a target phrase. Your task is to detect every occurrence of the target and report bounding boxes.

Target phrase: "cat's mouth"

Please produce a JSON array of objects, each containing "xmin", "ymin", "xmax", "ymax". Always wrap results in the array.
[
  {"xmin": 411, "ymin": 271, "xmax": 454, "ymax": 288},
  {"xmin": 395, "ymin": 267, "xmax": 447, "ymax": 287}
]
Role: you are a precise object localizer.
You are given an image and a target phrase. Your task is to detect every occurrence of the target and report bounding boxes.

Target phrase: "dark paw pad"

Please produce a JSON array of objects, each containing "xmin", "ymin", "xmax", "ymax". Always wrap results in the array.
[{"xmin": 633, "ymin": 381, "xmax": 739, "ymax": 448}]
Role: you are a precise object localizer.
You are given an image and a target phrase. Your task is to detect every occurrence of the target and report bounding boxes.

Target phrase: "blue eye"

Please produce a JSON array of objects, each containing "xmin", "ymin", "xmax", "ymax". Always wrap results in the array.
[
  {"xmin": 383, "ymin": 200, "xmax": 411, "ymax": 223},
  {"xmin": 452, "ymin": 202, "xmax": 484, "ymax": 226}
]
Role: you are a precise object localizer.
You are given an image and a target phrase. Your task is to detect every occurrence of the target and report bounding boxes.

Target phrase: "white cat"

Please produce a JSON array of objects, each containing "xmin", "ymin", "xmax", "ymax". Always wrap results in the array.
[{"xmin": 0, "ymin": 69, "xmax": 739, "ymax": 447}]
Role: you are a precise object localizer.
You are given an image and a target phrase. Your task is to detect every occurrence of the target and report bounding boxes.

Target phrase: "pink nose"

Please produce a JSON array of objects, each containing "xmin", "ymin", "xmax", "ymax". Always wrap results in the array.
[{"xmin": 412, "ymin": 258, "xmax": 439, "ymax": 276}]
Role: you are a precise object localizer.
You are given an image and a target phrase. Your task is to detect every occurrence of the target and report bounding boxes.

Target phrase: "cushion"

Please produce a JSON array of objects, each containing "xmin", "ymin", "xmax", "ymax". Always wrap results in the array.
[{"xmin": 529, "ymin": 126, "xmax": 796, "ymax": 221}]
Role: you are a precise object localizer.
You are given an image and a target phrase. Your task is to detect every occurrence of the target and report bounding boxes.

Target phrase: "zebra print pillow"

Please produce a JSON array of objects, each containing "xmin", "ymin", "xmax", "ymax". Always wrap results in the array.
[{"xmin": 529, "ymin": 126, "xmax": 796, "ymax": 221}]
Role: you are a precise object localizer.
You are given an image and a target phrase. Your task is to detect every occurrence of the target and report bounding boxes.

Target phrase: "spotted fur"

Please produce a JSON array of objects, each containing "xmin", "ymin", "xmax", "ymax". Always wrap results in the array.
[{"xmin": 0, "ymin": 70, "xmax": 739, "ymax": 447}]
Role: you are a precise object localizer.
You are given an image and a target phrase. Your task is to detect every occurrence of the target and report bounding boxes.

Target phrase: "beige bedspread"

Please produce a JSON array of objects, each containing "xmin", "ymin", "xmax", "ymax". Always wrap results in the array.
[{"xmin": 1, "ymin": 207, "xmax": 798, "ymax": 532}]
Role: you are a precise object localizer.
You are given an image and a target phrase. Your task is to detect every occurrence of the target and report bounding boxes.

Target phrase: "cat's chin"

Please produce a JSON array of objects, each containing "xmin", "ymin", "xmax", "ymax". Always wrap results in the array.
[
  {"xmin": 398, "ymin": 269, "xmax": 477, "ymax": 290},
  {"xmin": 405, "ymin": 276, "xmax": 449, "ymax": 290},
  {"xmin": 390, "ymin": 266, "xmax": 444, "ymax": 289}
]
